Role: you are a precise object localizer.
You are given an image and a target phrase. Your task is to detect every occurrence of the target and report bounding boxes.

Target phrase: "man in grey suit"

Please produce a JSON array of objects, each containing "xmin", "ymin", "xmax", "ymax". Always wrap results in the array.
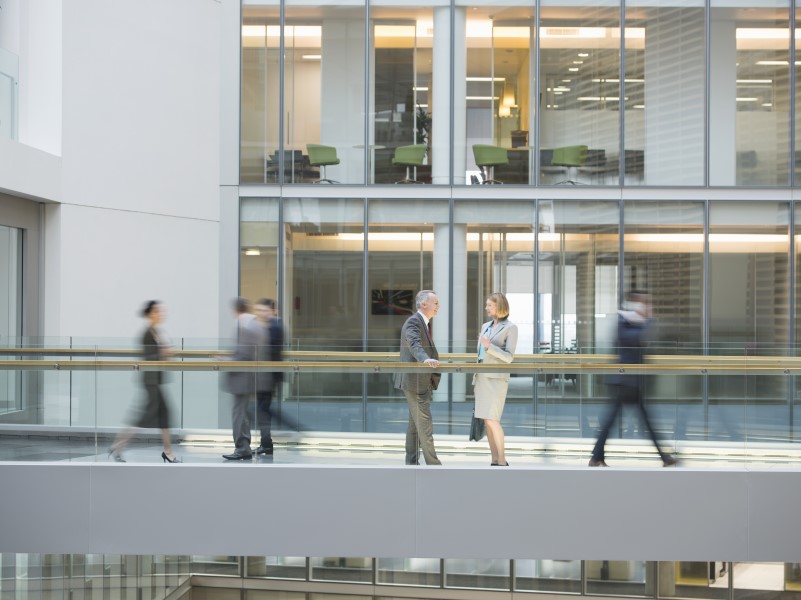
[
  {"xmin": 394, "ymin": 290, "xmax": 442, "ymax": 465},
  {"xmin": 222, "ymin": 297, "xmax": 264, "ymax": 460}
]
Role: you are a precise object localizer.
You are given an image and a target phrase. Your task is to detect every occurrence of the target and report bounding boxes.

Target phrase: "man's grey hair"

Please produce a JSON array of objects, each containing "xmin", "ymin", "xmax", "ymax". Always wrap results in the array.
[{"xmin": 416, "ymin": 290, "xmax": 436, "ymax": 309}]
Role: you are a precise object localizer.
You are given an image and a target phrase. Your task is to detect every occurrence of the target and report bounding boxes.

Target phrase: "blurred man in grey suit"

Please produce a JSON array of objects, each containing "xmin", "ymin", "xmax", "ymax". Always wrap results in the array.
[
  {"xmin": 394, "ymin": 290, "xmax": 442, "ymax": 465},
  {"xmin": 222, "ymin": 297, "xmax": 264, "ymax": 460}
]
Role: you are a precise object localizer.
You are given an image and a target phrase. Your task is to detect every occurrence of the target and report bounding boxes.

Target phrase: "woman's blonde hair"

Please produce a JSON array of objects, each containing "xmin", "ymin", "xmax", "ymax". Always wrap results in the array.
[{"xmin": 487, "ymin": 292, "xmax": 510, "ymax": 319}]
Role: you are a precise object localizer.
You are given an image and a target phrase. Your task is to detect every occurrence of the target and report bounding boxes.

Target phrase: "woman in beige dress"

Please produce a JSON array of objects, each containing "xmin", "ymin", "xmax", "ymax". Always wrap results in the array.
[{"xmin": 474, "ymin": 292, "xmax": 518, "ymax": 466}]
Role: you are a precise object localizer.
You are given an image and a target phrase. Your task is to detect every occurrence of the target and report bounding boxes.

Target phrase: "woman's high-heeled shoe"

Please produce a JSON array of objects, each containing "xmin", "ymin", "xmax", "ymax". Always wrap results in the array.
[
  {"xmin": 107, "ymin": 446, "xmax": 125, "ymax": 462},
  {"xmin": 161, "ymin": 451, "xmax": 181, "ymax": 463}
]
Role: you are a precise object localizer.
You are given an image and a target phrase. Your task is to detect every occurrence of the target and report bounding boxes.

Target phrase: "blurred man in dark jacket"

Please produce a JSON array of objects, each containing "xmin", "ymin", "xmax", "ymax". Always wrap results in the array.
[{"xmin": 589, "ymin": 290, "xmax": 677, "ymax": 467}]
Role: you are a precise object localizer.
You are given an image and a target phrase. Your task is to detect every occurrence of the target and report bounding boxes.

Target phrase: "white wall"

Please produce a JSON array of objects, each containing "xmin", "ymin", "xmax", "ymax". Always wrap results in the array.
[
  {"xmin": 18, "ymin": 0, "xmax": 61, "ymax": 155},
  {"xmin": 43, "ymin": 0, "xmax": 223, "ymax": 339}
]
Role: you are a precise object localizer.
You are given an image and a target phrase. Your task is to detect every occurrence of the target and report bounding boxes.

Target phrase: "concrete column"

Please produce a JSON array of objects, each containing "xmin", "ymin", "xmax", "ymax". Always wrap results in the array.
[
  {"xmin": 708, "ymin": 11, "xmax": 737, "ymax": 185},
  {"xmin": 432, "ymin": 6, "xmax": 466, "ymax": 185}
]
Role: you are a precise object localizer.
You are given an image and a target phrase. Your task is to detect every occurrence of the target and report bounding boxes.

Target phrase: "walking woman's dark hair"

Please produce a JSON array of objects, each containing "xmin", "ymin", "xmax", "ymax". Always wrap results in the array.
[{"xmin": 141, "ymin": 300, "xmax": 160, "ymax": 317}]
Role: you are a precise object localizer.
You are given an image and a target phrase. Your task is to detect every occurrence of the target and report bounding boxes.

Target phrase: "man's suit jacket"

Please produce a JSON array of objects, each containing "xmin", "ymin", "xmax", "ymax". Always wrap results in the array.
[
  {"xmin": 476, "ymin": 319, "xmax": 518, "ymax": 380},
  {"xmin": 394, "ymin": 312, "xmax": 441, "ymax": 394},
  {"xmin": 226, "ymin": 313, "xmax": 264, "ymax": 395}
]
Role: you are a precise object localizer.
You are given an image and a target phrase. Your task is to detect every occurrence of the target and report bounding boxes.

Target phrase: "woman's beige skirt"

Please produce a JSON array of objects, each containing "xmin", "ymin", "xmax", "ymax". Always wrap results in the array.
[{"xmin": 474, "ymin": 374, "xmax": 509, "ymax": 421}]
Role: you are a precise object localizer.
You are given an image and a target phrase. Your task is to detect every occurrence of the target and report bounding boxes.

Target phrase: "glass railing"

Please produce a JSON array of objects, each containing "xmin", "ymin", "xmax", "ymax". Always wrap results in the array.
[
  {"xmin": 1, "ymin": 337, "xmax": 801, "ymax": 464},
  {"xmin": 0, "ymin": 47, "xmax": 19, "ymax": 140}
]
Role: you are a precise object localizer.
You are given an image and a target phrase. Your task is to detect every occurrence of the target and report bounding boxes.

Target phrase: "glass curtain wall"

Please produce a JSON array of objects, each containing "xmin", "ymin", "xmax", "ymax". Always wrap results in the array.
[
  {"xmin": 797, "ymin": 4, "xmax": 801, "ymax": 186},
  {"xmin": 539, "ymin": 1, "xmax": 621, "ymax": 186},
  {"xmin": 242, "ymin": 2, "xmax": 281, "ymax": 184},
  {"xmin": 461, "ymin": 3, "xmax": 535, "ymax": 185},
  {"xmin": 283, "ymin": 198, "xmax": 364, "ymax": 431},
  {"xmin": 709, "ymin": 1, "xmax": 792, "ymax": 186},
  {"xmin": 625, "ymin": 0, "xmax": 706, "ymax": 186},
  {"xmin": 708, "ymin": 201, "xmax": 790, "ymax": 445},
  {"xmin": 285, "ymin": 0, "xmax": 366, "ymax": 184},
  {"xmin": 537, "ymin": 201, "xmax": 619, "ymax": 438}
]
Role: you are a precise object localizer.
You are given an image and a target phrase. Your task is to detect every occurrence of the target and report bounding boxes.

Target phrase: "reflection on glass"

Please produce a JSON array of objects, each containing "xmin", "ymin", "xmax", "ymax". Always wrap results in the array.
[
  {"xmin": 710, "ymin": 2, "xmax": 791, "ymax": 186},
  {"xmin": 190, "ymin": 555, "xmax": 241, "ymax": 576},
  {"xmin": 732, "ymin": 562, "xmax": 795, "ymax": 600},
  {"xmin": 537, "ymin": 201, "xmax": 619, "ymax": 438},
  {"xmin": 625, "ymin": 1, "xmax": 705, "ymax": 186},
  {"xmin": 462, "ymin": 4, "xmax": 535, "ymax": 185},
  {"xmin": 539, "ymin": 2, "xmax": 621, "ymax": 186},
  {"xmin": 377, "ymin": 558, "xmax": 440, "ymax": 587},
  {"xmin": 241, "ymin": 4, "xmax": 280, "ymax": 183},
  {"xmin": 285, "ymin": 1, "xmax": 366, "ymax": 184},
  {"xmin": 515, "ymin": 559, "xmax": 581, "ymax": 593},
  {"xmin": 708, "ymin": 202, "xmax": 790, "ymax": 445},
  {"xmin": 310, "ymin": 557, "xmax": 372, "ymax": 583},
  {"xmin": 443, "ymin": 558, "xmax": 510, "ymax": 590}
]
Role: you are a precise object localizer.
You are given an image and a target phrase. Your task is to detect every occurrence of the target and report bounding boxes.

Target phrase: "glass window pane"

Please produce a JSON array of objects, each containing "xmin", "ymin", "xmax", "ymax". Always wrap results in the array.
[
  {"xmin": 658, "ymin": 561, "xmax": 728, "ymax": 600},
  {"xmin": 625, "ymin": 0, "xmax": 705, "ymax": 186},
  {"xmin": 538, "ymin": 201, "xmax": 619, "ymax": 438},
  {"xmin": 515, "ymin": 559, "xmax": 581, "ymax": 594},
  {"xmin": 443, "ymin": 559, "xmax": 510, "ymax": 590},
  {"xmin": 585, "ymin": 560, "xmax": 653, "ymax": 596},
  {"xmin": 377, "ymin": 558, "xmax": 441, "ymax": 587},
  {"xmin": 710, "ymin": 2, "xmax": 791, "ymax": 186},
  {"xmin": 540, "ymin": 2, "xmax": 620, "ymax": 186},
  {"xmin": 709, "ymin": 201, "xmax": 790, "ymax": 446},
  {"xmin": 284, "ymin": 1, "xmax": 366, "ymax": 184},
  {"xmin": 310, "ymin": 557, "xmax": 372, "ymax": 583},
  {"xmin": 455, "ymin": 199, "xmax": 536, "ymax": 438},
  {"xmin": 284, "ymin": 198, "xmax": 364, "ymax": 432},
  {"xmin": 245, "ymin": 557, "xmax": 307, "ymax": 580},
  {"xmin": 460, "ymin": 3, "xmax": 535, "ymax": 185},
  {"xmin": 0, "ymin": 225, "xmax": 22, "ymax": 414},
  {"xmin": 365, "ymin": 198, "xmax": 448, "ymax": 433},
  {"xmin": 623, "ymin": 201, "xmax": 704, "ymax": 442},
  {"xmin": 242, "ymin": 3, "xmax": 281, "ymax": 184},
  {"xmin": 733, "ymin": 562, "xmax": 791, "ymax": 600},
  {"xmin": 371, "ymin": 2, "xmax": 448, "ymax": 184}
]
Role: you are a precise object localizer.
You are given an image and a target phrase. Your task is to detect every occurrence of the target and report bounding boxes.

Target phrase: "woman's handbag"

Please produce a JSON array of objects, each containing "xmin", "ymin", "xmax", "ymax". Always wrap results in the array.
[{"xmin": 469, "ymin": 410, "xmax": 485, "ymax": 441}]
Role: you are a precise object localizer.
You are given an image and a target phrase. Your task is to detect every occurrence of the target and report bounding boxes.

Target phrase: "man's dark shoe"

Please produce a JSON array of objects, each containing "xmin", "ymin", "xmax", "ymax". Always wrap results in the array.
[
  {"xmin": 588, "ymin": 459, "xmax": 609, "ymax": 467},
  {"xmin": 222, "ymin": 450, "xmax": 253, "ymax": 460},
  {"xmin": 256, "ymin": 445, "xmax": 274, "ymax": 455}
]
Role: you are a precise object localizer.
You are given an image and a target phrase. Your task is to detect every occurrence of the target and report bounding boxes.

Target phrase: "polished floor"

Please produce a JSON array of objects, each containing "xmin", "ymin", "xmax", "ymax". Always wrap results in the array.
[{"xmin": 1, "ymin": 431, "xmax": 799, "ymax": 469}]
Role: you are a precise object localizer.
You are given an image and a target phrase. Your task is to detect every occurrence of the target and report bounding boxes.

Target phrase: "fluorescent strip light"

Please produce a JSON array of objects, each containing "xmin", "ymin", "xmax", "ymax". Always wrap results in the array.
[
  {"xmin": 591, "ymin": 78, "xmax": 644, "ymax": 83},
  {"xmin": 568, "ymin": 67, "xmax": 579, "ymax": 72},
  {"xmin": 302, "ymin": 54, "xmax": 321, "ymax": 60},
  {"xmin": 737, "ymin": 79, "xmax": 772, "ymax": 84},
  {"xmin": 756, "ymin": 60, "xmax": 801, "ymax": 65},
  {"xmin": 578, "ymin": 96, "xmax": 627, "ymax": 101},
  {"xmin": 413, "ymin": 86, "xmax": 429, "ymax": 91},
  {"xmin": 466, "ymin": 77, "xmax": 505, "ymax": 82},
  {"xmin": 242, "ymin": 25, "xmax": 266, "ymax": 37},
  {"xmin": 466, "ymin": 96, "xmax": 499, "ymax": 101},
  {"xmin": 244, "ymin": 249, "xmax": 261, "ymax": 256},
  {"xmin": 736, "ymin": 97, "xmax": 758, "ymax": 102}
]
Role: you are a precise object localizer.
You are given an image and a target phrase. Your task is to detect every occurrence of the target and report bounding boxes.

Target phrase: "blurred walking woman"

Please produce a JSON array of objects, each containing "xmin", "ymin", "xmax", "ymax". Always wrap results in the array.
[
  {"xmin": 474, "ymin": 292, "xmax": 518, "ymax": 466},
  {"xmin": 109, "ymin": 301, "xmax": 180, "ymax": 463}
]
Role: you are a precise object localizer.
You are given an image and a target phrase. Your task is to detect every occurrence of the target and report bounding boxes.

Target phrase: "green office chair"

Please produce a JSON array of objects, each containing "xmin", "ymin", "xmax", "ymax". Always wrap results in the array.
[
  {"xmin": 392, "ymin": 144, "xmax": 427, "ymax": 184},
  {"xmin": 473, "ymin": 144, "xmax": 509, "ymax": 184},
  {"xmin": 551, "ymin": 145, "xmax": 589, "ymax": 185},
  {"xmin": 306, "ymin": 143, "xmax": 340, "ymax": 183}
]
